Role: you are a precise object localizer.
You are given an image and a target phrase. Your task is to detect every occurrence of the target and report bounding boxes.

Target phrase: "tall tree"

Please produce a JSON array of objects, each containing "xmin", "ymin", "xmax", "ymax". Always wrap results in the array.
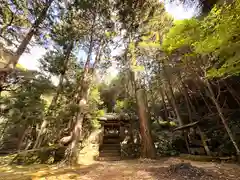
[
  {"xmin": 0, "ymin": 0, "xmax": 54, "ymax": 71},
  {"xmin": 33, "ymin": 42, "xmax": 74, "ymax": 148}
]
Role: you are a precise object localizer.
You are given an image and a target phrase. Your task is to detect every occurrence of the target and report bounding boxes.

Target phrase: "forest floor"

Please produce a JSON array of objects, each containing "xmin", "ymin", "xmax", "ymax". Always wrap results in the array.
[{"xmin": 0, "ymin": 157, "xmax": 240, "ymax": 180}]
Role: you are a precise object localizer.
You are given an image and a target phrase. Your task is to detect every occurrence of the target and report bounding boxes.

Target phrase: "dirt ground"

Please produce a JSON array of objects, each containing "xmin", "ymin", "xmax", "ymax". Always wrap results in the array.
[{"xmin": 0, "ymin": 158, "xmax": 240, "ymax": 180}]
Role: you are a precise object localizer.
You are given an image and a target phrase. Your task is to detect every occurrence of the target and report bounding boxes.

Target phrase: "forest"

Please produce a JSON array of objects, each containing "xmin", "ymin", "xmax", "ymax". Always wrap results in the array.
[{"xmin": 0, "ymin": 0, "xmax": 240, "ymax": 179}]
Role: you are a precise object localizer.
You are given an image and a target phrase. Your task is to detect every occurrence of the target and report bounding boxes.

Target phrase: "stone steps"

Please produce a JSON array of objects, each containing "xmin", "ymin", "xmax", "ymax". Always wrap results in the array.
[
  {"xmin": 100, "ymin": 148, "xmax": 120, "ymax": 153},
  {"xmin": 104, "ymin": 134, "xmax": 120, "ymax": 138},
  {"xmin": 99, "ymin": 151, "xmax": 120, "ymax": 157},
  {"xmin": 103, "ymin": 138, "xmax": 120, "ymax": 144},
  {"xmin": 100, "ymin": 144, "xmax": 121, "ymax": 150},
  {"xmin": 97, "ymin": 156, "xmax": 121, "ymax": 161}
]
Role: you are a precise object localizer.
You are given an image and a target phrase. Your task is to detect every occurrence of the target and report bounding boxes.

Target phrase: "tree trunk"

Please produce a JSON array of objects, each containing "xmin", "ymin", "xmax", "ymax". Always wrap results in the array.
[
  {"xmin": 186, "ymin": 93, "xmax": 212, "ymax": 156},
  {"xmin": 205, "ymin": 79, "xmax": 240, "ymax": 157},
  {"xmin": 33, "ymin": 42, "xmax": 73, "ymax": 149},
  {"xmin": 162, "ymin": 66, "xmax": 183, "ymax": 126},
  {"xmin": 164, "ymin": 90, "xmax": 173, "ymax": 115},
  {"xmin": 177, "ymin": 74, "xmax": 192, "ymax": 122},
  {"xmin": 159, "ymin": 85, "xmax": 169, "ymax": 121},
  {"xmin": 197, "ymin": 126, "xmax": 211, "ymax": 155},
  {"xmin": 0, "ymin": 119, "xmax": 9, "ymax": 140},
  {"xmin": 127, "ymin": 39, "xmax": 155, "ymax": 158},
  {"xmin": 177, "ymin": 71, "xmax": 212, "ymax": 155},
  {"xmin": 194, "ymin": 81, "xmax": 213, "ymax": 113},
  {"xmin": 17, "ymin": 126, "xmax": 29, "ymax": 151},
  {"xmin": 136, "ymin": 88, "xmax": 156, "ymax": 158},
  {"xmin": 66, "ymin": 41, "xmax": 104, "ymax": 163},
  {"xmin": 187, "ymin": 91, "xmax": 212, "ymax": 156},
  {"xmin": 63, "ymin": 23, "xmax": 100, "ymax": 163},
  {"xmin": 181, "ymin": 80, "xmax": 211, "ymax": 156},
  {"xmin": 67, "ymin": 87, "xmax": 88, "ymax": 164},
  {"xmin": 162, "ymin": 64, "xmax": 190, "ymax": 154},
  {"xmin": 1, "ymin": 0, "xmax": 53, "ymax": 70}
]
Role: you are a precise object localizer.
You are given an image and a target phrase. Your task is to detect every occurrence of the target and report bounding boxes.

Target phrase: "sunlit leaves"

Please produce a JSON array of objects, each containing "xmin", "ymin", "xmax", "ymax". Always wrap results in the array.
[
  {"xmin": 162, "ymin": 1, "xmax": 240, "ymax": 78},
  {"xmin": 16, "ymin": 63, "xmax": 26, "ymax": 71},
  {"xmin": 162, "ymin": 19, "xmax": 200, "ymax": 52},
  {"xmin": 131, "ymin": 65, "xmax": 145, "ymax": 72},
  {"xmin": 105, "ymin": 31, "xmax": 117, "ymax": 39},
  {"xmin": 139, "ymin": 31, "xmax": 161, "ymax": 48}
]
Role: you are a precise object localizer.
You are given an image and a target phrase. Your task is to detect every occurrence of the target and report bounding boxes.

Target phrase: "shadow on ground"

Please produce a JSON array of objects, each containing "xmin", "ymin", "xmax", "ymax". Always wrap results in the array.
[
  {"xmin": 0, "ymin": 163, "xmax": 103, "ymax": 180},
  {"xmin": 0, "ymin": 158, "xmax": 240, "ymax": 180}
]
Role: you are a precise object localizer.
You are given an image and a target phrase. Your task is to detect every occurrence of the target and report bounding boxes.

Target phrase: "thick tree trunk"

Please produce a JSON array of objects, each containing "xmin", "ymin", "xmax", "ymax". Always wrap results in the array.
[
  {"xmin": 205, "ymin": 79, "xmax": 240, "ymax": 157},
  {"xmin": 65, "ymin": 73, "xmax": 92, "ymax": 164},
  {"xmin": 67, "ymin": 88, "xmax": 88, "ymax": 164},
  {"xmin": 33, "ymin": 42, "xmax": 73, "ymax": 149},
  {"xmin": 63, "ymin": 25, "xmax": 102, "ymax": 163},
  {"xmin": 66, "ymin": 42, "xmax": 104, "ymax": 163},
  {"xmin": 129, "ymin": 53, "xmax": 155, "ymax": 158},
  {"xmin": 136, "ymin": 88, "xmax": 156, "ymax": 158}
]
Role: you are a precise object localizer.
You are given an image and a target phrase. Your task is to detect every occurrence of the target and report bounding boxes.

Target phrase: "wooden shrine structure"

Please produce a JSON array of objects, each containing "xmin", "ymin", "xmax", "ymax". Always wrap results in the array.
[{"xmin": 97, "ymin": 113, "xmax": 131, "ymax": 161}]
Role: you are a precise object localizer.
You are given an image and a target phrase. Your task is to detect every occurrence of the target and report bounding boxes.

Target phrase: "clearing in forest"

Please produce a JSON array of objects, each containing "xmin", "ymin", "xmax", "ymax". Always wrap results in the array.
[{"xmin": 0, "ymin": 158, "xmax": 240, "ymax": 180}]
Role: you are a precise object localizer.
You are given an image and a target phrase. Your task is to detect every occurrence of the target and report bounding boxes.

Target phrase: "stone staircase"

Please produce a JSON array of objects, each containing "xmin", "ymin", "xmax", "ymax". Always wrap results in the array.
[{"xmin": 98, "ymin": 119, "xmax": 121, "ymax": 161}]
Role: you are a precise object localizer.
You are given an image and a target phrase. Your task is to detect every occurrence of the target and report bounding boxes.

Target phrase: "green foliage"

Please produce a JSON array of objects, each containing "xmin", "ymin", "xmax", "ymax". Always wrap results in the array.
[
  {"xmin": 114, "ymin": 100, "xmax": 125, "ymax": 112},
  {"xmin": 2, "ymin": 0, "xmax": 240, "ymax": 162},
  {"xmin": 85, "ymin": 86, "xmax": 105, "ymax": 130},
  {"xmin": 89, "ymin": 86, "xmax": 103, "ymax": 106},
  {"xmin": 162, "ymin": 19, "xmax": 200, "ymax": 52},
  {"xmin": 0, "ymin": 0, "xmax": 54, "ymax": 48},
  {"xmin": 90, "ymin": 109, "xmax": 105, "ymax": 129},
  {"xmin": 0, "ymin": 74, "xmax": 54, "ymax": 152},
  {"xmin": 1, "ymin": 76, "xmax": 52, "ymax": 125},
  {"xmin": 0, "ymin": 1, "xmax": 31, "ymax": 44},
  {"xmin": 163, "ymin": 1, "xmax": 240, "ymax": 77},
  {"xmin": 40, "ymin": 50, "xmax": 65, "ymax": 76},
  {"xmin": 153, "ymin": 131, "xmax": 179, "ymax": 156}
]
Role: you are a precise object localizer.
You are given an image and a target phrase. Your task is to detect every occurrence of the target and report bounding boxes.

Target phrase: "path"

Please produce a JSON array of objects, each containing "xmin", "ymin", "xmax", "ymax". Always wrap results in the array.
[{"xmin": 0, "ymin": 158, "xmax": 240, "ymax": 180}]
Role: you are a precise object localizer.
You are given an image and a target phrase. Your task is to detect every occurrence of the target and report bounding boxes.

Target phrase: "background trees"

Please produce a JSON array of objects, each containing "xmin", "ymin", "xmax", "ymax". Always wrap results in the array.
[{"xmin": 0, "ymin": 0, "xmax": 240, "ymax": 164}]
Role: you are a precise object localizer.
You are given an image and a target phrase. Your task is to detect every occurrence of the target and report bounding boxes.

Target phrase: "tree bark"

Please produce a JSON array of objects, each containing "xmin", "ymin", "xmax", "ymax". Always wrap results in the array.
[
  {"xmin": 136, "ymin": 88, "xmax": 156, "ymax": 158},
  {"xmin": 0, "ymin": 119, "xmax": 9, "ymax": 140},
  {"xmin": 162, "ymin": 65, "xmax": 183, "ymax": 125},
  {"xmin": 162, "ymin": 63, "xmax": 190, "ymax": 154},
  {"xmin": 64, "ymin": 23, "xmax": 102, "ymax": 163},
  {"xmin": 17, "ymin": 126, "xmax": 29, "ymax": 151},
  {"xmin": 159, "ymin": 85, "xmax": 169, "ymax": 121},
  {"xmin": 1, "ymin": 0, "xmax": 53, "ymax": 70},
  {"xmin": 33, "ymin": 42, "xmax": 73, "ymax": 148},
  {"xmin": 177, "ymin": 73, "xmax": 192, "ymax": 122},
  {"xmin": 188, "ymin": 91, "xmax": 212, "ymax": 156},
  {"xmin": 179, "ymin": 74, "xmax": 211, "ymax": 156},
  {"xmin": 67, "ymin": 84, "xmax": 89, "ymax": 164},
  {"xmin": 67, "ymin": 41, "xmax": 104, "ymax": 163},
  {"xmin": 205, "ymin": 79, "xmax": 240, "ymax": 156},
  {"xmin": 186, "ymin": 93, "xmax": 212, "ymax": 155}
]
